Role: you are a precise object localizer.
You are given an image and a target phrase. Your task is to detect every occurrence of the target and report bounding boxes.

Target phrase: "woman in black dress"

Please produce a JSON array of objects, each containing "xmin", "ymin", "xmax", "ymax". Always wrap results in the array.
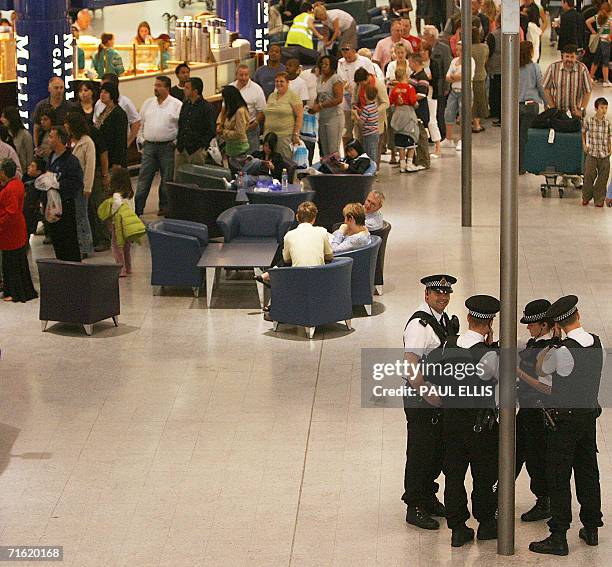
[{"xmin": 94, "ymin": 83, "xmax": 128, "ymax": 168}]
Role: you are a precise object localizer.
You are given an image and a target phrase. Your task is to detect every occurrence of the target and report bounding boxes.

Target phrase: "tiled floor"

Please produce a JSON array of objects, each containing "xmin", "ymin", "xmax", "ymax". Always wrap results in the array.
[{"xmin": 1, "ymin": 3, "xmax": 611, "ymax": 565}]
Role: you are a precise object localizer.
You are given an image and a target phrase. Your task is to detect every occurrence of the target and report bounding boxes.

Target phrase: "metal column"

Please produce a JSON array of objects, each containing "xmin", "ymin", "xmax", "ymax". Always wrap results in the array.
[
  {"xmin": 498, "ymin": 1, "xmax": 520, "ymax": 556},
  {"xmin": 460, "ymin": 0, "xmax": 472, "ymax": 227}
]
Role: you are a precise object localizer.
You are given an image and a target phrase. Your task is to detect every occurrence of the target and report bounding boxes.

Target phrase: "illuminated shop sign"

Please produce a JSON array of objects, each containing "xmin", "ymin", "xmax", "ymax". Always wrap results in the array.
[{"xmin": 255, "ymin": 0, "xmax": 268, "ymax": 53}]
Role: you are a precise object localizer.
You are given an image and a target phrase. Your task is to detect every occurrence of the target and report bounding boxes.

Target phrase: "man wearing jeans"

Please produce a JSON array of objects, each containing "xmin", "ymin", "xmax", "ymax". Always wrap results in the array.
[{"xmin": 135, "ymin": 76, "xmax": 182, "ymax": 217}]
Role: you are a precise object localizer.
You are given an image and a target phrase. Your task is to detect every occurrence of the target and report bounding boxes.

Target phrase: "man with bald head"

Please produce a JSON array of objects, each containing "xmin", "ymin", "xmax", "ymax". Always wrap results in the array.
[
  {"xmin": 74, "ymin": 9, "xmax": 93, "ymax": 34},
  {"xmin": 32, "ymin": 77, "xmax": 72, "ymax": 150}
]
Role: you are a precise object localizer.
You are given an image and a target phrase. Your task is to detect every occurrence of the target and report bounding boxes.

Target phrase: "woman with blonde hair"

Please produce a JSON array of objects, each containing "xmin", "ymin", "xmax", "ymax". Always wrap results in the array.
[
  {"xmin": 330, "ymin": 202, "xmax": 371, "ymax": 253},
  {"xmin": 587, "ymin": 1, "xmax": 612, "ymax": 86},
  {"xmin": 481, "ymin": 0, "xmax": 498, "ymax": 31},
  {"xmin": 385, "ymin": 42, "xmax": 409, "ymax": 86},
  {"xmin": 385, "ymin": 42, "xmax": 409, "ymax": 165}
]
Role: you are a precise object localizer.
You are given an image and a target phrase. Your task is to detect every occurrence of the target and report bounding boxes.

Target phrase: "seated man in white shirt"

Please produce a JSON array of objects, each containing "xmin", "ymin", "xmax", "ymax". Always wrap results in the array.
[
  {"xmin": 259, "ymin": 201, "xmax": 333, "ymax": 319},
  {"xmin": 258, "ymin": 200, "xmax": 333, "ymax": 282},
  {"xmin": 364, "ymin": 190, "xmax": 385, "ymax": 231},
  {"xmin": 331, "ymin": 202, "xmax": 372, "ymax": 253}
]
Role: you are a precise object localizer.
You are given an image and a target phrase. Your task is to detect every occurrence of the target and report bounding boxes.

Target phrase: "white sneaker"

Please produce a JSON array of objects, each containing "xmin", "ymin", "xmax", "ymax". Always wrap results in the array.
[
  {"xmin": 430, "ymin": 153, "xmax": 441, "ymax": 159},
  {"xmin": 604, "ymin": 81, "xmax": 612, "ymax": 88},
  {"xmin": 455, "ymin": 140, "xmax": 462, "ymax": 151},
  {"xmin": 441, "ymin": 139, "xmax": 455, "ymax": 149},
  {"xmin": 405, "ymin": 162, "xmax": 419, "ymax": 172},
  {"xmin": 414, "ymin": 164, "xmax": 426, "ymax": 171}
]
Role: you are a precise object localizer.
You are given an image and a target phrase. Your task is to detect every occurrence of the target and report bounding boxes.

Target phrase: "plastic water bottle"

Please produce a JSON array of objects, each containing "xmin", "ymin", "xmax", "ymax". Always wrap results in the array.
[
  {"xmin": 238, "ymin": 171, "xmax": 245, "ymax": 190},
  {"xmin": 281, "ymin": 168, "xmax": 288, "ymax": 190}
]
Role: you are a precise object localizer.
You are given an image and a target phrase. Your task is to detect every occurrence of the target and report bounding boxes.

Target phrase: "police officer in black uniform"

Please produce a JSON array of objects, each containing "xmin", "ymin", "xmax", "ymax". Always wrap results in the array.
[
  {"xmin": 402, "ymin": 275, "xmax": 459, "ymax": 530},
  {"xmin": 515, "ymin": 299, "xmax": 553, "ymax": 522},
  {"xmin": 529, "ymin": 295, "xmax": 604, "ymax": 556},
  {"xmin": 440, "ymin": 295, "xmax": 500, "ymax": 547}
]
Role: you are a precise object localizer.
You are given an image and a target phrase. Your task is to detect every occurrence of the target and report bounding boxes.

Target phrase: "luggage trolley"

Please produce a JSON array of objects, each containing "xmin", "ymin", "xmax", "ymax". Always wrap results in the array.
[
  {"xmin": 523, "ymin": 128, "xmax": 584, "ymax": 199},
  {"xmin": 536, "ymin": 169, "xmax": 582, "ymax": 198}
]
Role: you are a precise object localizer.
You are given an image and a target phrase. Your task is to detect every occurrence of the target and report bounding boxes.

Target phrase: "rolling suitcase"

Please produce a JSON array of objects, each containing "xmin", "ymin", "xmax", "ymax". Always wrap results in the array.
[{"xmin": 524, "ymin": 128, "xmax": 584, "ymax": 198}]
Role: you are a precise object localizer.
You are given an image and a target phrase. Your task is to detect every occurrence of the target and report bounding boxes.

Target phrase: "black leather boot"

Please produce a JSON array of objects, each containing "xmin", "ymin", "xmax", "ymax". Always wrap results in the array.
[
  {"xmin": 477, "ymin": 520, "xmax": 497, "ymax": 540},
  {"xmin": 451, "ymin": 524, "xmax": 475, "ymax": 547},
  {"xmin": 521, "ymin": 497, "xmax": 551, "ymax": 522},
  {"xmin": 579, "ymin": 527, "xmax": 598, "ymax": 546},
  {"xmin": 424, "ymin": 498, "xmax": 446, "ymax": 517},
  {"xmin": 406, "ymin": 506, "xmax": 440, "ymax": 530},
  {"xmin": 529, "ymin": 533, "xmax": 569, "ymax": 556}
]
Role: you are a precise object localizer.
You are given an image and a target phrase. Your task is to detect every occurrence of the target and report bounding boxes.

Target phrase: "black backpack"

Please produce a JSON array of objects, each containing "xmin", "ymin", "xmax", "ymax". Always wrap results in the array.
[{"xmin": 532, "ymin": 108, "xmax": 581, "ymax": 133}]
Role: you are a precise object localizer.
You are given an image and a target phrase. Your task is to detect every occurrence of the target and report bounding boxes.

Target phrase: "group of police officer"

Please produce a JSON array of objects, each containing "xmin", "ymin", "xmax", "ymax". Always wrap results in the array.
[{"xmin": 401, "ymin": 274, "xmax": 604, "ymax": 555}]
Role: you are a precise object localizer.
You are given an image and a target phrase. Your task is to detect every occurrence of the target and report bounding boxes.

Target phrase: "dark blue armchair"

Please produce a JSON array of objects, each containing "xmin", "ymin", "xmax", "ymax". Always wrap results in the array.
[
  {"xmin": 334, "ymin": 236, "xmax": 381, "ymax": 315},
  {"xmin": 147, "ymin": 219, "xmax": 209, "ymax": 297},
  {"xmin": 268, "ymin": 258, "xmax": 354, "ymax": 339},
  {"xmin": 216, "ymin": 204, "xmax": 295, "ymax": 243}
]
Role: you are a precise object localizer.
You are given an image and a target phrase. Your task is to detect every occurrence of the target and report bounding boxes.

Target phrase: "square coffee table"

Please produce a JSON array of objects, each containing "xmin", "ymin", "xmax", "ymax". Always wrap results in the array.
[{"xmin": 198, "ymin": 242, "xmax": 278, "ymax": 307}]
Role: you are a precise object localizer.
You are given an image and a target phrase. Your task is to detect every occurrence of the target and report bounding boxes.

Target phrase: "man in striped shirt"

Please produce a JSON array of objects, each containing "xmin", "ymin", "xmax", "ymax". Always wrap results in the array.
[{"xmin": 543, "ymin": 44, "xmax": 592, "ymax": 118}]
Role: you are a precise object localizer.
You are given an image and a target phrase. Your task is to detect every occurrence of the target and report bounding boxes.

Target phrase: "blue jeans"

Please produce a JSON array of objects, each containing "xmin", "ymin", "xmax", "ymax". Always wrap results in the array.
[
  {"xmin": 135, "ymin": 141, "xmax": 175, "ymax": 215},
  {"xmin": 247, "ymin": 124, "xmax": 261, "ymax": 154},
  {"xmin": 444, "ymin": 90, "xmax": 462, "ymax": 124},
  {"xmin": 362, "ymin": 133, "xmax": 379, "ymax": 163},
  {"xmin": 75, "ymin": 190, "xmax": 93, "ymax": 257}
]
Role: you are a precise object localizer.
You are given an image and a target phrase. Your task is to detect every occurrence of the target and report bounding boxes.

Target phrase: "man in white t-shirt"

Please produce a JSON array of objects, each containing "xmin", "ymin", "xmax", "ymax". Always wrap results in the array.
[
  {"xmin": 230, "ymin": 63, "xmax": 266, "ymax": 153},
  {"xmin": 299, "ymin": 66, "xmax": 319, "ymax": 106},
  {"xmin": 286, "ymin": 58, "xmax": 310, "ymax": 105},
  {"xmin": 338, "ymin": 43, "xmax": 375, "ymax": 144}
]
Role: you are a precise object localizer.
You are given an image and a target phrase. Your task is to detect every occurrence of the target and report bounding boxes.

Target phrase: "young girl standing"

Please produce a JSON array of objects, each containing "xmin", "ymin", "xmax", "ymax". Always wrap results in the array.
[{"xmin": 98, "ymin": 167, "xmax": 143, "ymax": 277}]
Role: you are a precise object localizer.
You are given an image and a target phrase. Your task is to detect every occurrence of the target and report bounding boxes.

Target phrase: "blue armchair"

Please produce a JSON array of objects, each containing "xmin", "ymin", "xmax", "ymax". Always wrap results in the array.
[
  {"xmin": 305, "ymin": 173, "xmax": 376, "ymax": 231},
  {"xmin": 175, "ymin": 164, "xmax": 232, "ymax": 190},
  {"xmin": 268, "ymin": 258, "xmax": 354, "ymax": 339},
  {"xmin": 334, "ymin": 235, "xmax": 381, "ymax": 315},
  {"xmin": 311, "ymin": 159, "xmax": 377, "ymax": 175},
  {"xmin": 216, "ymin": 204, "xmax": 295, "ymax": 243},
  {"xmin": 147, "ymin": 219, "xmax": 209, "ymax": 297}
]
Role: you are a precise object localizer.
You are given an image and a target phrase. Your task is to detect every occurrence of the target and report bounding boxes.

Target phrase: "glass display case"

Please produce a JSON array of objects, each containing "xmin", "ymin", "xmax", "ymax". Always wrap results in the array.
[{"xmin": 78, "ymin": 43, "xmax": 169, "ymax": 78}]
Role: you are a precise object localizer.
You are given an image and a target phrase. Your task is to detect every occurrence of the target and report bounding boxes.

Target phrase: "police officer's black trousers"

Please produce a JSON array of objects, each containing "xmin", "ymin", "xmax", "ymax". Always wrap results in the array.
[
  {"xmin": 443, "ymin": 410, "xmax": 498, "ymax": 530},
  {"xmin": 546, "ymin": 412, "xmax": 603, "ymax": 534},
  {"xmin": 515, "ymin": 408, "xmax": 548, "ymax": 499},
  {"xmin": 402, "ymin": 407, "xmax": 444, "ymax": 508}
]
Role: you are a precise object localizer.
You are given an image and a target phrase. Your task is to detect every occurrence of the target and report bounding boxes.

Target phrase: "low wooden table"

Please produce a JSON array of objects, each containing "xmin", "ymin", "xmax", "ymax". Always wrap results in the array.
[{"xmin": 197, "ymin": 242, "xmax": 279, "ymax": 307}]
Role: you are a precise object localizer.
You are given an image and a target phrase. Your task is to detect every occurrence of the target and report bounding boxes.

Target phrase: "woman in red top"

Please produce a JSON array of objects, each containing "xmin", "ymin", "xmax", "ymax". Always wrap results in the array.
[{"xmin": 0, "ymin": 158, "xmax": 37, "ymax": 302}]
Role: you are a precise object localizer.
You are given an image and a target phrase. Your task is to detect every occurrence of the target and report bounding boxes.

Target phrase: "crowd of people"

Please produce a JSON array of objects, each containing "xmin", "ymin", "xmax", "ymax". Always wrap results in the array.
[{"xmin": 0, "ymin": 3, "xmax": 608, "ymax": 560}]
